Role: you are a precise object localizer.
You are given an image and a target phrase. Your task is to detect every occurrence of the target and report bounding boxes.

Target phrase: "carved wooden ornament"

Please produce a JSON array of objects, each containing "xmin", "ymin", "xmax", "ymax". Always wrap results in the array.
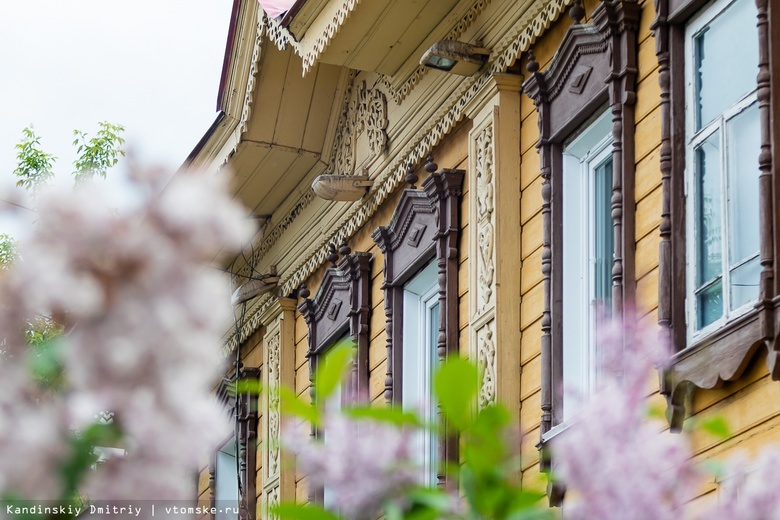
[
  {"xmin": 298, "ymin": 250, "xmax": 372, "ymax": 403},
  {"xmin": 211, "ymin": 368, "xmax": 260, "ymax": 520},
  {"xmin": 522, "ymin": 0, "xmax": 641, "ymax": 501},
  {"xmin": 372, "ymin": 167, "xmax": 463, "ymax": 491},
  {"xmin": 653, "ymin": 0, "xmax": 775, "ymax": 431}
]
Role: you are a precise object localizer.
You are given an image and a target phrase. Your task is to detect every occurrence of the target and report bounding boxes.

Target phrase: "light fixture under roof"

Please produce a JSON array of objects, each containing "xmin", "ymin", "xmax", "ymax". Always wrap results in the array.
[
  {"xmin": 311, "ymin": 174, "xmax": 373, "ymax": 201},
  {"xmin": 231, "ymin": 266, "xmax": 280, "ymax": 305},
  {"xmin": 420, "ymin": 40, "xmax": 491, "ymax": 76}
]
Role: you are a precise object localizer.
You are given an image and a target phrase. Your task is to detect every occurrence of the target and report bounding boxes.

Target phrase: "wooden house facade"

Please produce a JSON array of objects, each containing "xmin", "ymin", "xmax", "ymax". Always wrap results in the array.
[{"xmin": 189, "ymin": 0, "xmax": 780, "ymax": 515}]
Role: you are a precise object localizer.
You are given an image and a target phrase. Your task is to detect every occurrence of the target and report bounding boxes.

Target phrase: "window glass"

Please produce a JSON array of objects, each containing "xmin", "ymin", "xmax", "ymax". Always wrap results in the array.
[
  {"xmin": 693, "ymin": 0, "xmax": 759, "ymax": 130},
  {"xmin": 593, "ymin": 157, "xmax": 614, "ymax": 309},
  {"xmin": 216, "ymin": 437, "xmax": 239, "ymax": 520},
  {"xmin": 694, "ymin": 131, "xmax": 722, "ymax": 288},
  {"xmin": 402, "ymin": 260, "xmax": 439, "ymax": 485},
  {"xmin": 561, "ymin": 110, "xmax": 613, "ymax": 423},
  {"xmin": 688, "ymin": 0, "xmax": 760, "ymax": 334}
]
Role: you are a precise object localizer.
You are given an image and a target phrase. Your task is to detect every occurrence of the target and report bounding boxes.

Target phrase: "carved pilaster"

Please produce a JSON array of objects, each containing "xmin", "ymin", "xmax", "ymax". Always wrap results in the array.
[
  {"xmin": 260, "ymin": 298, "xmax": 296, "ymax": 519},
  {"xmin": 465, "ymin": 74, "xmax": 523, "ymax": 413}
]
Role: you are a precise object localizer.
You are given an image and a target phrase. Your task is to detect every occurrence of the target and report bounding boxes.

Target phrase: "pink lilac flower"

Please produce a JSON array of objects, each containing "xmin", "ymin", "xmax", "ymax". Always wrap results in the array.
[
  {"xmin": 704, "ymin": 447, "xmax": 780, "ymax": 520},
  {"xmin": 552, "ymin": 313, "xmax": 701, "ymax": 520},
  {"xmin": 282, "ymin": 408, "xmax": 424, "ymax": 518},
  {"xmin": 0, "ymin": 167, "xmax": 252, "ymax": 501}
]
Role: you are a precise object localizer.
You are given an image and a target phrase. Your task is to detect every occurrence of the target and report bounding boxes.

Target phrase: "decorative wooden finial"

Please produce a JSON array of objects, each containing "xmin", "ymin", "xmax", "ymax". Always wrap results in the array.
[
  {"xmin": 327, "ymin": 243, "xmax": 339, "ymax": 266},
  {"xmin": 339, "ymin": 238, "xmax": 351, "ymax": 256},
  {"xmin": 405, "ymin": 163, "xmax": 418, "ymax": 188},
  {"xmin": 569, "ymin": 0, "xmax": 585, "ymax": 24},
  {"xmin": 298, "ymin": 282, "xmax": 310, "ymax": 299},
  {"xmin": 424, "ymin": 152, "xmax": 438, "ymax": 174},
  {"xmin": 526, "ymin": 49, "xmax": 539, "ymax": 74}
]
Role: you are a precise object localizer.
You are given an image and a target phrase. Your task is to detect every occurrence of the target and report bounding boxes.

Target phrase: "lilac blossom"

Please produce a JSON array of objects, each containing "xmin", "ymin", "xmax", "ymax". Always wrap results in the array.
[
  {"xmin": 282, "ymin": 407, "xmax": 424, "ymax": 518},
  {"xmin": 705, "ymin": 447, "xmax": 780, "ymax": 520},
  {"xmin": 0, "ymin": 167, "xmax": 253, "ymax": 501},
  {"xmin": 551, "ymin": 314, "xmax": 700, "ymax": 520}
]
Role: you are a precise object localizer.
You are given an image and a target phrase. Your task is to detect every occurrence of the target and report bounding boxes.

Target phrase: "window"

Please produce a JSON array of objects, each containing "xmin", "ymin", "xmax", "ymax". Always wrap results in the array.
[
  {"xmin": 212, "ymin": 368, "xmax": 259, "ymax": 520},
  {"xmin": 685, "ymin": 0, "xmax": 760, "ymax": 336},
  {"xmin": 298, "ymin": 249, "xmax": 372, "ymax": 503},
  {"xmin": 322, "ymin": 350, "xmax": 345, "ymax": 510},
  {"xmin": 402, "ymin": 260, "xmax": 440, "ymax": 485},
  {"xmin": 215, "ymin": 437, "xmax": 240, "ymax": 520},
  {"xmin": 523, "ymin": 0, "xmax": 640, "ymax": 447},
  {"xmin": 523, "ymin": 0, "xmax": 640, "ymax": 502},
  {"xmin": 561, "ymin": 110, "xmax": 614, "ymax": 421},
  {"xmin": 372, "ymin": 165, "xmax": 463, "ymax": 491},
  {"xmin": 654, "ymin": 0, "xmax": 772, "ymax": 430}
]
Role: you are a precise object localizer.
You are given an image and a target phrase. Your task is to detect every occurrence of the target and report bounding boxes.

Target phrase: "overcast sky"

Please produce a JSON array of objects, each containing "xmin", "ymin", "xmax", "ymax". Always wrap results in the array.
[{"xmin": 0, "ymin": 0, "xmax": 233, "ymax": 182}]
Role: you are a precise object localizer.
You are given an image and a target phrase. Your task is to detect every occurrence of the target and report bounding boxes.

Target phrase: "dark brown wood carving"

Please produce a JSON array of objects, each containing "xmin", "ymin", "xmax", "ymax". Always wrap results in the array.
[
  {"xmin": 372, "ymin": 165, "xmax": 463, "ymax": 491},
  {"xmin": 653, "ymin": 0, "xmax": 775, "ymax": 431},
  {"xmin": 298, "ymin": 248, "xmax": 372, "ymax": 402},
  {"xmin": 522, "ymin": 0, "xmax": 640, "ymax": 443},
  {"xmin": 210, "ymin": 367, "xmax": 260, "ymax": 520},
  {"xmin": 298, "ymin": 247, "xmax": 371, "ymax": 504}
]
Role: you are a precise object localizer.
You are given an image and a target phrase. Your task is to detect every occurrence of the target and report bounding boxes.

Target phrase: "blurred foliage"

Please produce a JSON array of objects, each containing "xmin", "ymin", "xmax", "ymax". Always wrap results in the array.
[
  {"xmin": 274, "ymin": 344, "xmax": 555, "ymax": 520},
  {"xmin": 0, "ymin": 233, "xmax": 17, "ymax": 268}
]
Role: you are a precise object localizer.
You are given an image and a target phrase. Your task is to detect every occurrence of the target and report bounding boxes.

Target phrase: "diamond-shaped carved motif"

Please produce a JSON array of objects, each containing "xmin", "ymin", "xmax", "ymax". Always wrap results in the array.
[
  {"xmin": 407, "ymin": 225, "xmax": 427, "ymax": 247},
  {"xmin": 568, "ymin": 65, "xmax": 592, "ymax": 94},
  {"xmin": 327, "ymin": 300, "xmax": 342, "ymax": 320}
]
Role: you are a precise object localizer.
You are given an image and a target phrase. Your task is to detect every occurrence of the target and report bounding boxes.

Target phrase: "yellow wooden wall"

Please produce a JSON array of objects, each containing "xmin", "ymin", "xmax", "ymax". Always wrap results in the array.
[
  {"xmin": 291, "ymin": 121, "xmax": 472, "ymax": 502},
  {"xmin": 516, "ymin": 0, "xmax": 780, "ymax": 505},
  {"xmin": 201, "ymin": 0, "xmax": 780, "ymax": 510}
]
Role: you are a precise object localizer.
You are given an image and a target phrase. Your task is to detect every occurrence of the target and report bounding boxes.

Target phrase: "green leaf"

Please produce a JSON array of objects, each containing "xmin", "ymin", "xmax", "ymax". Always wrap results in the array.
[
  {"xmin": 434, "ymin": 357, "xmax": 478, "ymax": 429},
  {"xmin": 314, "ymin": 340, "xmax": 354, "ymax": 403},
  {"xmin": 699, "ymin": 415, "xmax": 731, "ymax": 440},
  {"xmin": 235, "ymin": 378, "xmax": 263, "ymax": 396},
  {"xmin": 405, "ymin": 487, "xmax": 454, "ymax": 511},
  {"xmin": 344, "ymin": 405, "xmax": 422, "ymax": 427},
  {"xmin": 280, "ymin": 386, "xmax": 320, "ymax": 425},
  {"xmin": 273, "ymin": 503, "xmax": 340, "ymax": 520}
]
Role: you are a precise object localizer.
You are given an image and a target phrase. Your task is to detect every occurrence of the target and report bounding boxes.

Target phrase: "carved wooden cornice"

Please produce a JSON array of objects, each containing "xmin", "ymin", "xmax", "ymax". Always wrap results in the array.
[
  {"xmin": 223, "ymin": 0, "xmax": 575, "ymax": 355},
  {"xmin": 264, "ymin": 0, "xmax": 361, "ymax": 75},
  {"xmin": 298, "ymin": 249, "xmax": 372, "ymax": 398}
]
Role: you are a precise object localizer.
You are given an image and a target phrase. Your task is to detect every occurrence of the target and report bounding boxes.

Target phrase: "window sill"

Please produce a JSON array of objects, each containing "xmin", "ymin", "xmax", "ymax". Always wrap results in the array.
[{"xmin": 664, "ymin": 305, "xmax": 766, "ymax": 430}]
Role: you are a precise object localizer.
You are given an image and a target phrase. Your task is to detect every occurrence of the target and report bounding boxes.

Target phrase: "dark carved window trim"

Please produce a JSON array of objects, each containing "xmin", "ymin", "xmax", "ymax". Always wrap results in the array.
[
  {"xmin": 297, "ymin": 247, "xmax": 372, "ymax": 503},
  {"xmin": 372, "ymin": 165, "xmax": 463, "ymax": 491},
  {"xmin": 210, "ymin": 368, "xmax": 260, "ymax": 520},
  {"xmin": 653, "ymin": 0, "xmax": 774, "ymax": 430},
  {"xmin": 298, "ymin": 247, "xmax": 372, "ymax": 402},
  {"xmin": 523, "ymin": 0, "xmax": 640, "ymax": 450}
]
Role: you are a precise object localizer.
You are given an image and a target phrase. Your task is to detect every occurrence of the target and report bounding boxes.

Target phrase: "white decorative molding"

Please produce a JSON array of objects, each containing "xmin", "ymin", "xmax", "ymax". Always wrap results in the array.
[
  {"xmin": 264, "ymin": 485, "xmax": 280, "ymax": 520},
  {"xmin": 263, "ymin": 327, "xmax": 281, "ymax": 480},
  {"xmin": 265, "ymin": 330, "xmax": 281, "ymax": 477},
  {"xmin": 477, "ymin": 320, "xmax": 497, "ymax": 408},
  {"xmin": 475, "ymin": 124, "xmax": 495, "ymax": 313},
  {"xmin": 329, "ymin": 79, "xmax": 389, "ymax": 175},
  {"xmin": 224, "ymin": 0, "xmax": 573, "ymax": 355},
  {"xmin": 379, "ymin": 0, "xmax": 493, "ymax": 104},
  {"xmin": 263, "ymin": 0, "xmax": 361, "ymax": 75}
]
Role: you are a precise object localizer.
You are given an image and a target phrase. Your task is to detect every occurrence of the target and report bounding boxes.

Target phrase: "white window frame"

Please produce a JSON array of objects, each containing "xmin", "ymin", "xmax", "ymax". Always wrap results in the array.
[
  {"xmin": 559, "ymin": 109, "xmax": 613, "ymax": 426},
  {"xmin": 322, "ymin": 345, "xmax": 345, "ymax": 511},
  {"xmin": 684, "ymin": 0, "xmax": 760, "ymax": 342},
  {"xmin": 215, "ymin": 436, "xmax": 240, "ymax": 520},
  {"xmin": 402, "ymin": 260, "xmax": 439, "ymax": 486}
]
